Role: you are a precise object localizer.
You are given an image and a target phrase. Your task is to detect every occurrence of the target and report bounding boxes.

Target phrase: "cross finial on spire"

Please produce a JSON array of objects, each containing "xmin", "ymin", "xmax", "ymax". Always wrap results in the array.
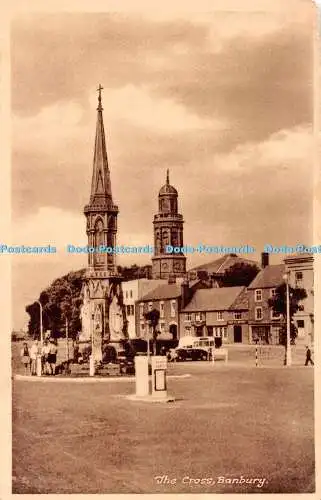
[
  {"xmin": 97, "ymin": 84, "xmax": 104, "ymax": 111},
  {"xmin": 166, "ymin": 168, "xmax": 170, "ymax": 185}
]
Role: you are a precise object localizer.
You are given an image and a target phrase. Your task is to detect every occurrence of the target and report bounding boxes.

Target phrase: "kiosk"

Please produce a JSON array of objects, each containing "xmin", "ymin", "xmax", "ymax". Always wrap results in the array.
[{"xmin": 134, "ymin": 356, "xmax": 149, "ymax": 397}]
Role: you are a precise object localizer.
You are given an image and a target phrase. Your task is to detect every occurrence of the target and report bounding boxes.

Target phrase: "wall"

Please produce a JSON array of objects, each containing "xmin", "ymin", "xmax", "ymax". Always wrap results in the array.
[
  {"xmin": 179, "ymin": 310, "xmax": 249, "ymax": 344},
  {"xmin": 136, "ymin": 297, "xmax": 180, "ymax": 340}
]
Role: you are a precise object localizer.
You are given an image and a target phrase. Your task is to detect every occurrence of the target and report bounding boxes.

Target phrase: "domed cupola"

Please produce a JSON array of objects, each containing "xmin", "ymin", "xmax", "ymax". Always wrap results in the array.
[{"xmin": 158, "ymin": 169, "xmax": 178, "ymax": 214}]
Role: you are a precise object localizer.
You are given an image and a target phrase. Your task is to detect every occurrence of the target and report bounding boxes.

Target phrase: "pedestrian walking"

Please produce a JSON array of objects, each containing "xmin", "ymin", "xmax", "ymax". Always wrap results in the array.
[
  {"xmin": 305, "ymin": 345, "xmax": 314, "ymax": 366},
  {"xmin": 20, "ymin": 342, "xmax": 30, "ymax": 375}
]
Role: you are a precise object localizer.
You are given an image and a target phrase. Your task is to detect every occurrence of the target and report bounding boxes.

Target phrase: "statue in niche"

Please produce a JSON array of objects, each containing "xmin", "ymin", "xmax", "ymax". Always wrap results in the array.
[
  {"xmin": 109, "ymin": 294, "xmax": 123, "ymax": 341},
  {"xmin": 95, "ymin": 220, "xmax": 104, "ymax": 245},
  {"xmin": 80, "ymin": 285, "xmax": 91, "ymax": 341},
  {"xmin": 92, "ymin": 303, "xmax": 103, "ymax": 363},
  {"xmin": 108, "ymin": 284, "xmax": 126, "ymax": 342}
]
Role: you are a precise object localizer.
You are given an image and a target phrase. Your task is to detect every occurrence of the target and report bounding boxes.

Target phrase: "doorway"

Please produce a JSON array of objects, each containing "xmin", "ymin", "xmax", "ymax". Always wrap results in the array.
[
  {"xmin": 169, "ymin": 324, "xmax": 177, "ymax": 340},
  {"xmin": 234, "ymin": 325, "xmax": 242, "ymax": 343}
]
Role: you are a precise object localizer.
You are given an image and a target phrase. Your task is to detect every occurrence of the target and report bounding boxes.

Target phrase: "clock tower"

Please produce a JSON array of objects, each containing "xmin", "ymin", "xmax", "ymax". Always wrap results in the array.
[{"xmin": 152, "ymin": 170, "xmax": 186, "ymax": 279}]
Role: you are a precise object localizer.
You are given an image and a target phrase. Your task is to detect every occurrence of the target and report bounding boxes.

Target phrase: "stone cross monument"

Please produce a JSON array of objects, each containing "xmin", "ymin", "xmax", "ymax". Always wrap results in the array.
[{"xmin": 81, "ymin": 85, "xmax": 127, "ymax": 362}]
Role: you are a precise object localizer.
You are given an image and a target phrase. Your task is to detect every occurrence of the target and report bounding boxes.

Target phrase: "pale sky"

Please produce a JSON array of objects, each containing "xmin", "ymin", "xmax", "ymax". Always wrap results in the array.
[{"xmin": 11, "ymin": 6, "xmax": 315, "ymax": 329}]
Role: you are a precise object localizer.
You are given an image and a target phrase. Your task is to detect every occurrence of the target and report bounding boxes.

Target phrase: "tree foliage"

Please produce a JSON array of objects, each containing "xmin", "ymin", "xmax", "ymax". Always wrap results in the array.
[
  {"xmin": 268, "ymin": 283, "xmax": 307, "ymax": 318},
  {"xmin": 26, "ymin": 269, "xmax": 86, "ymax": 340},
  {"xmin": 268, "ymin": 283, "xmax": 307, "ymax": 345},
  {"xmin": 117, "ymin": 264, "xmax": 152, "ymax": 281},
  {"xmin": 221, "ymin": 263, "xmax": 260, "ymax": 287},
  {"xmin": 278, "ymin": 323, "xmax": 298, "ymax": 347}
]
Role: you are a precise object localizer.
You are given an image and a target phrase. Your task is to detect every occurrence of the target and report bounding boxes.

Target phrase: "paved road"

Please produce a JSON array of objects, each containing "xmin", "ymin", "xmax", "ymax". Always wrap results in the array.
[{"xmin": 12, "ymin": 363, "xmax": 314, "ymax": 494}]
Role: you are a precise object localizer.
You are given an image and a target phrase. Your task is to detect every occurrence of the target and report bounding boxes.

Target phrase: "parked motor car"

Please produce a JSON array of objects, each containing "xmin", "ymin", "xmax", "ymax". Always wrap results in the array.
[
  {"xmin": 117, "ymin": 349, "xmax": 135, "ymax": 375},
  {"xmin": 175, "ymin": 347, "xmax": 209, "ymax": 362}
]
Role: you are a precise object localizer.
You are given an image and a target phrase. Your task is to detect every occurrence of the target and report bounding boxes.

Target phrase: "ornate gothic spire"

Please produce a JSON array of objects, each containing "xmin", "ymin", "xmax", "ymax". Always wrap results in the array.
[{"xmin": 89, "ymin": 84, "xmax": 113, "ymax": 206}]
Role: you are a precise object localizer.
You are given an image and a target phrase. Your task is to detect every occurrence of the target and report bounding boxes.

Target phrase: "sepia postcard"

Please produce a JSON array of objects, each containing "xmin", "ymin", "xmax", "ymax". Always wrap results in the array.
[{"xmin": 0, "ymin": 0, "xmax": 319, "ymax": 497}]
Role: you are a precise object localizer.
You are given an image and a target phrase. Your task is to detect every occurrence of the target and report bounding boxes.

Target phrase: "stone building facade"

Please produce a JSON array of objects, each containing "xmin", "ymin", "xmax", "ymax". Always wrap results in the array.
[
  {"xmin": 180, "ymin": 286, "xmax": 249, "ymax": 344},
  {"xmin": 247, "ymin": 264, "xmax": 285, "ymax": 344},
  {"xmin": 284, "ymin": 253, "xmax": 314, "ymax": 343}
]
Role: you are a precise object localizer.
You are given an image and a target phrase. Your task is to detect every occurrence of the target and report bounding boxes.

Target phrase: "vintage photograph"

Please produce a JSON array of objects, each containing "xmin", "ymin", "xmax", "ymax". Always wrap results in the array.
[{"xmin": 11, "ymin": 3, "xmax": 315, "ymax": 494}]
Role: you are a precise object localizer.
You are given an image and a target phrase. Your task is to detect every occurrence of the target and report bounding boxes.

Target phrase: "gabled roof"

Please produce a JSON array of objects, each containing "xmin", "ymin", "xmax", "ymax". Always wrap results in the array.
[
  {"xmin": 137, "ymin": 279, "xmax": 168, "ymax": 299},
  {"xmin": 230, "ymin": 288, "xmax": 249, "ymax": 310},
  {"xmin": 189, "ymin": 253, "xmax": 259, "ymax": 274},
  {"xmin": 248, "ymin": 264, "xmax": 285, "ymax": 289},
  {"xmin": 181, "ymin": 286, "xmax": 246, "ymax": 312},
  {"xmin": 140, "ymin": 283, "xmax": 182, "ymax": 301},
  {"xmin": 139, "ymin": 279, "xmax": 205, "ymax": 302}
]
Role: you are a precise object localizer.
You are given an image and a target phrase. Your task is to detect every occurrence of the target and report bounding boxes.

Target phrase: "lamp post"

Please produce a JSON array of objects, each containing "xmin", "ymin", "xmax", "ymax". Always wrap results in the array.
[
  {"xmin": 35, "ymin": 300, "xmax": 43, "ymax": 345},
  {"xmin": 283, "ymin": 272, "xmax": 292, "ymax": 367},
  {"xmin": 147, "ymin": 320, "xmax": 151, "ymax": 363},
  {"xmin": 65, "ymin": 317, "xmax": 69, "ymax": 360}
]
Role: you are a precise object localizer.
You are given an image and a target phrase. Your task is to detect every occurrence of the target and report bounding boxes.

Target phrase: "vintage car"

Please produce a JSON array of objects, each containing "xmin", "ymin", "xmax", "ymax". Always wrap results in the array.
[{"xmin": 174, "ymin": 347, "xmax": 209, "ymax": 362}]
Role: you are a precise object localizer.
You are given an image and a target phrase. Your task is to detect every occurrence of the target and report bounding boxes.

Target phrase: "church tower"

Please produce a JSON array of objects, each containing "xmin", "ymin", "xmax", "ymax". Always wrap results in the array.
[
  {"xmin": 81, "ymin": 85, "xmax": 126, "ymax": 361},
  {"xmin": 152, "ymin": 170, "xmax": 186, "ymax": 279}
]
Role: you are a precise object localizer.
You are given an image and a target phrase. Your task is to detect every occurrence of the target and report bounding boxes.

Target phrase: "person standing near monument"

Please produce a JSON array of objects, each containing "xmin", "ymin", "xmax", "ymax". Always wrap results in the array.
[
  {"xmin": 29, "ymin": 340, "xmax": 39, "ymax": 375},
  {"xmin": 48, "ymin": 340, "xmax": 58, "ymax": 375},
  {"xmin": 20, "ymin": 342, "xmax": 30, "ymax": 375},
  {"xmin": 42, "ymin": 341, "xmax": 51, "ymax": 375}
]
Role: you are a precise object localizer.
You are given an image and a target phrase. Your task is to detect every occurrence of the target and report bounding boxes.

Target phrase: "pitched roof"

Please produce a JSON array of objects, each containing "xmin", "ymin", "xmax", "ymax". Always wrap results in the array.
[
  {"xmin": 139, "ymin": 278, "xmax": 204, "ymax": 302},
  {"xmin": 140, "ymin": 283, "xmax": 182, "ymax": 301},
  {"xmin": 181, "ymin": 286, "xmax": 246, "ymax": 312},
  {"xmin": 248, "ymin": 264, "xmax": 285, "ymax": 289},
  {"xmin": 230, "ymin": 288, "xmax": 249, "ymax": 310},
  {"xmin": 137, "ymin": 279, "xmax": 168, "ymax": 299},
  {"xmin": 189, "ymin": 253, "xmax": 259, "ymax": 274}
]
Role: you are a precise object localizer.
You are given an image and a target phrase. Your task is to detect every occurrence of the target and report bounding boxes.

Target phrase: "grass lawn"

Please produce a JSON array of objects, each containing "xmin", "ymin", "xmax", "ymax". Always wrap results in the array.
[{"xmin": 12, "ymin": 363, "xmax": 314, "ymax": 494}]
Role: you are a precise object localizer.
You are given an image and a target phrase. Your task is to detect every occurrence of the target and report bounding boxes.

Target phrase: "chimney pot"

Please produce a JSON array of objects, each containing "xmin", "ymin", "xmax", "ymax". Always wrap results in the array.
[{"xmin": 261, "ymin": 252, "xmax": 269, "ymax": 268}]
